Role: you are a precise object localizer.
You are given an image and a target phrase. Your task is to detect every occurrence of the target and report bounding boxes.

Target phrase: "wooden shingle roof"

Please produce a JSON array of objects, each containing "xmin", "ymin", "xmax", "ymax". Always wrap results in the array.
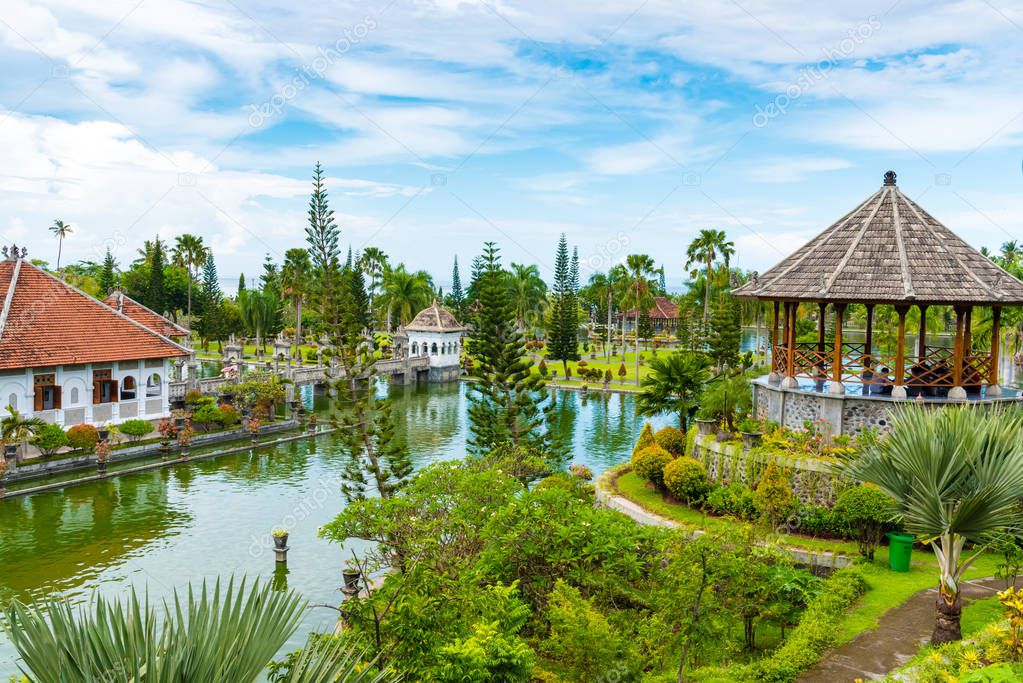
[
  {"xmin": 406, "ymin": 302, "xmax": 465, "ymax": 332},
  {"xmin": 733, "ymin": 171, "xmax": 1023, "ymax": 305}
]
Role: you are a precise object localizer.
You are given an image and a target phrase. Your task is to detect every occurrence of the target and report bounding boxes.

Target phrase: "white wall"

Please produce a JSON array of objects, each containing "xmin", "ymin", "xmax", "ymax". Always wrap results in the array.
[{"xmin": 407, "ymin": 331, "xmax": 462, "ymax": 368}]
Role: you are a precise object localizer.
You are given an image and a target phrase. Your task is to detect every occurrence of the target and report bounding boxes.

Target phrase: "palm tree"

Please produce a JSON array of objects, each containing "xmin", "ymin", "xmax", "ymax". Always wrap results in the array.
[
  {"xmin": 624, "ymin": 254, "xmax": 656, "ymax": 385},
  {"xmin": 359, "ymin": 247, "xmax": 389, "ymax": 312},
  {"xmin": 49, "ymin": 220, "xmax": 73, "ymax": 274},
  {"xmin": 7, "ymin": 577, "xmax": 396, "ymax": 682},
  {"xmin": 239, "ymin": 289, "xmax": 281, "ymax": 357},
  {"xmin": 1001, "ymin": 240, "xmax": 1020, "ymax": 266},
  {"xmin": 172, "ymin": 234, "xmax": 208, "ymax": 327},
  {"xmin": 1, "ymin": 406, "xmax": 46, "ymax": 464},
  {"xmin": 508, "ymin": 262, "xmax": 546, "ymax": 332},
  {"xmin": 685, "ymin": 229, "xmax": 735, "ymax": 319},
  {"xmin": 637, "ymin": 352, "xmax": 711, "ymax": 430},
  {"xmin": 379, "ymin": 265, "xmax": 433, "ymax": 330},
  {"xmin": 840, "ymin": 406, "xmax": 1023, "ymax": 644},
  {"xmin": 587, "ymin": 271, "xmax": 619, "ymax": 361},
  {"xmin": 281, "ymin": 248, "xmax": 312, "ymax": 350}
]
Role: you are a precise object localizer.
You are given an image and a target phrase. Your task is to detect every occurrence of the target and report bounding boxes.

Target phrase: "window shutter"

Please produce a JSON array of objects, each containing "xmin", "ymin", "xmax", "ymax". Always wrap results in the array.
[
  {"xmin": 54, "ymin": 386, "xmax": 62, "ymax": 410},
  {"xmin": 93, "ymin": 382, "xmax": 101, "ymax": 404},
  {"xmin": 34, "ymin": 388, "xmax": 43, "ymax": 412}
]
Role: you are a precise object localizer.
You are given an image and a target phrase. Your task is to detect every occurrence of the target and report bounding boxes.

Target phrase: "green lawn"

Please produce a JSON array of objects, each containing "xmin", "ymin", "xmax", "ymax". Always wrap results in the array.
[{"xmin": 529, "ymin": 348, "xmax": 665, "ymax": 391}]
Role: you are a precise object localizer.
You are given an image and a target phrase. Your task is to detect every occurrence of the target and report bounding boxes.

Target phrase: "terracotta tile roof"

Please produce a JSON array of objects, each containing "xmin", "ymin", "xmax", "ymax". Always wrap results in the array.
[
  {"xmin": 103, "ymin": 291, "xmax": 189, "ymax": 339},
  {"xmin": 734, "ymin": 171, "xmax": 1023, "ymax": 305},
  {"xmin": 0, "ymin": 260, "xmax": 190, "ymax": 370},
  {"xmin": 406, "ymin": 302, "xmax": 466, "ymax": 332},
  {"xmin": 626, "ymin": 296, "xmax": 679, "ymax": 320}
]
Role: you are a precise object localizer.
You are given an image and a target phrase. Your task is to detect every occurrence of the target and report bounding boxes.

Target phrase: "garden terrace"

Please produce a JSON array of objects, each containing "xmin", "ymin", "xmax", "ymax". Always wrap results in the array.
[{"xmin": 734, "ymin": 171, "xmax": 1023, "ymax": 410}]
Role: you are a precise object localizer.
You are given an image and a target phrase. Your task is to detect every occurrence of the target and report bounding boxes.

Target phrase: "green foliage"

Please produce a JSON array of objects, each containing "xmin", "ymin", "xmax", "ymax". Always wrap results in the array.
[
  {"xmin": 753, "ymin": 461, "xmax": 797, "ymax": 530},
  {"xmin": 233, "ymin": 371, "xmax": 287, "ymax": 417},
  {"xmin": 705, "ymin": 296, "xmax": 741, "ymax": 369},
  {"xmin": 190, "ymin": 403, "xmax": 224, "ymax": 432},
  {"xmin": 663, "ymin": 457, "xmax": 711, "ymax": 504},
  {"xmin": 833, "ymin": 485, "xmax": 894, "ymax": 560},
  {"xmin": 705, "ymin": 482, "xmax": 757, "ymax": 520},
  {"xmin": 217, "ymin": 404, "xmax": 241, "ymax": 428},
  {"xmin": 543, "ymin": 581, "xmax": 638, "ymax": 682},
  {"xmin": 537, "ymin": 358, "xmax": 548, "ymax": 377},
  {"xmin": 637, "ymin": 351, "xmax": 711, "ymax": 431},
  {"xmin": 117, "ymin": 419, "xmax": 153, "ymax": 442},
  {"xmin": 632, "ymin": 445, "xmax": 673, "ymax": 489},
  {"xmin": 65, "ymin": 424, "xmax": 99, "ymax": 453},
  {"xmin": 654, "ymin": 426, "xmax": 686, "ymax": 456},
  {"xmin": 30, "ymin": 424, "xmax": 68, "ymax": 456},
  {"xmin": 546, "ymin": 234, "xmax": 580, "ymax": 369},
  {"xmin": 700, "ymin": 373, "xmax": 752, "ymax": 431},
  {"xmin": 183, "ymin": 388, "xmax": 205, "ymax": 406},
  {"xmin": 632, "ymin": 422, "xmax": 656, "ymax": 458},
  {"xmin": 436, "ymin": 597, "xmax": 534, "ymax": 683}
]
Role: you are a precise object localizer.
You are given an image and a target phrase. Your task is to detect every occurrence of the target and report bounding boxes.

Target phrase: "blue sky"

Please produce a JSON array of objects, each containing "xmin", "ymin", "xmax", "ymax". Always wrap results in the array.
[{"xmin": 3, "ymin": 0, "xmax": 1023, "ymax": 293}]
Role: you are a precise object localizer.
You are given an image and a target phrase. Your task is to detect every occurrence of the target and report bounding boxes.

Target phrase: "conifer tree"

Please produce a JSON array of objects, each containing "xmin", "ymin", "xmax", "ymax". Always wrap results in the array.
[
  {"xmin": 546, "ymin": 234, "xmax": 579, "ymax": 373},
  {"xmin": 658, "ymin": 268, "xmax": 667, "ymax": 296},
  {"xmin": 238, "ymin": 273, "xmax": 246, "ymax": 296},
  {"xmin": 706, "ymin": 296, "xmax": 741, "ymax": 369},
  {"xmin": 98, "ymin": 248, "xmax": 118, "ymax": 296},
  {"xmin": 148, "ymin": 237, "xmax": 166, "ymax": 315},
  {"xmin": 196, "ymin": 255, "xmax": 224, "ymax": 346},
  {"xmin": 306, "ymin": 161, "xmax": 342, "ymax": 329},
  {"xmin": 448, "ymin": 255, "xmax": 465, "ymax": 317}
]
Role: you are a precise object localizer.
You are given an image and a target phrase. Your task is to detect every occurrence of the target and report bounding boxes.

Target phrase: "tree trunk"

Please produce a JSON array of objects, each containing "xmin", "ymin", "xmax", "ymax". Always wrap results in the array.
[
  {"xmin": 295, "ymin": 298, "xmax": 303, "ymax": 358},
  {"xmin": 606, "ymin": 291, "xmax": 612, "ymax": 362},
  {"xmin": 704, "ymin": 258, "xmax": 711, "ymax": 319},
  {"xmin": 634, "ymin": 294, "xmax": 641, "ymax": 386},
  {"xmin": 932, "ymin": 592, "xmax": 962, "ymax": 644},
  {"xmin": 186, "ymin": 269, "xmax": 193, "ymax": 327}
]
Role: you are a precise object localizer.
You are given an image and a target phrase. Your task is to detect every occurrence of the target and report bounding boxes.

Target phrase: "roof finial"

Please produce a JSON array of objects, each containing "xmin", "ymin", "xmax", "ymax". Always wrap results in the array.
[
  {"xmin": 1, "ymin": 244, "xmax": 27, "ymax": 261},
  {"xmin": 883, "ymin": 170, "xmax": 897, "ymax": 186}
]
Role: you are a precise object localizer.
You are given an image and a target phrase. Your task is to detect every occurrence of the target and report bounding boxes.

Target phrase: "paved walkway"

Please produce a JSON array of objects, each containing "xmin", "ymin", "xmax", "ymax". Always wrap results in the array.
[{"xmin": 797, "ymin": 576, "xmax": 1002, "ymax": 682}]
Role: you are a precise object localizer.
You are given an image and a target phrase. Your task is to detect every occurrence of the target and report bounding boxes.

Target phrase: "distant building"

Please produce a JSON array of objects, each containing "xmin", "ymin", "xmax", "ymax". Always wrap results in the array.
[
  {"xmin": 0, "ymin": 250, "xmax": 190, "ymax": 427},
  {"xmin": 404, "ymin": 302, "xmax": 465, "ymax": 382},
  {"xmin": 621, "ymin": 296, "xmax": 679, "ymax": 334}
]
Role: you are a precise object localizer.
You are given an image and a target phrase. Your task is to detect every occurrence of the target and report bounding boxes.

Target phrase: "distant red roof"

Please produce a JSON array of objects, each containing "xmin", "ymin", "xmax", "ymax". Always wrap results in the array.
[
  {"xmin": 0, "ymin": 260, "xmax": 189, "ymax": 371},
  {"xmin": 626, "ymin": 296, "xmax": 679, "ymax": 320},
  {"xmin": 103, "ymin": 291, "xmax": 189, "ymax": 339}
]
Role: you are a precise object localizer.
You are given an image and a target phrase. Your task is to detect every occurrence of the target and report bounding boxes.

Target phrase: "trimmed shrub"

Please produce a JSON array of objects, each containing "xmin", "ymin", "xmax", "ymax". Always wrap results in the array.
[
  {"xmin": 218, "ymin": 404, "xmax": 241, "ymax": 428},
  {"xmin": 66, "ymin": 424, "xmax": 99, "ymax": 453},
  {"xmin": 617, "ymin": 363, "xmax": 626, "ymax": 378},
  {"xmin": 632, "ymin": 422, "xmax": 656, "ymax": 458},
  {"xmin": 604, "ymin": 369, "xmax": 612, "ymax": 383},
  {"xmin": 31, "ymin": 423, "xmax": 68, "ymax": 456},
  {"xmin": 798, "ymin": 504, "xmax": 844, "ymax": 538},
  {"xmin": 654, "ymin": 426, "xmax": 686, "ymax": 456},
  {"xmin": 705, "ymin": 482, "xmax": 757, "ymax": 520},
  {"xmin": 538, "ymin": 358, "xmax": 548, "ymax": 377},
  {"xmin": 190, "ymin": 404, "xmax": 222, "ymax": 432},
  {"xmin": 118, "ymin": 419, "xmax": 153, "ymax": 443},
  {"xmin": 632, "ymin": 445, "xmax": 673, "ymax": 490},
  {"xmin": 183, "ymin": 389, "xmax": 205, "ymax": 406},
  {"xmin": 663, "ymin": 457, "xmax": 711, "ymax": 505},
  {"xmin": 833, "ymin": 484, "xmax": 894, "ymax": 560},
  {"xmin": 753, "ymin": 460, "xmax": 797, "ymax": 530}
]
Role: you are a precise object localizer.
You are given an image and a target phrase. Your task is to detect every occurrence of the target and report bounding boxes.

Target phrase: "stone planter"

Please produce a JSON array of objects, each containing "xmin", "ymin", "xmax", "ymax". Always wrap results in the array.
[
  {"xmin": 98, "ymin": 428, "xmax": 110, "ymax": 442},
  {"xmin": 97, "ymin": 459, "xmax": 107, "ymax": 476},
  {"xmin": 273, "ymin": 532, "xmax": 289, "ymax": 550},
  {"xmin": 4, "ymin": 444, "xmax": 17, "ymax": 460},
  {"xmin": 695, "ymin": 419, "xmax": 717, "ymax": 437},
  {"xmin": 342, "ymin": 568, "xmax": 361, "ymax": 592},
  {"xmin": 741, "ymin": 431, "xmax": 763, "ymax": 450},
  {"xmin": 715, "ymin": 430, "xmax": 734, "ymax": 442}
]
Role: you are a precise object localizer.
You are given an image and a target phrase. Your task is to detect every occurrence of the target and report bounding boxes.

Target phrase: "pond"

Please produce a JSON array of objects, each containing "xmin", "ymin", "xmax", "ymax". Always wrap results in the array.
[{"xmin": 0, "ymin": 382, "xmax": 675, "ymax": 675}]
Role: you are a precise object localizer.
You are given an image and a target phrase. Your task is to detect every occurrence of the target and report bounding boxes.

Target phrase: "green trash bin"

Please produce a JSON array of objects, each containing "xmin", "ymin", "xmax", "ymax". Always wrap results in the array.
[{"xmin": 887, "ymin": 532, "xmax": 914, "ymax": 572}]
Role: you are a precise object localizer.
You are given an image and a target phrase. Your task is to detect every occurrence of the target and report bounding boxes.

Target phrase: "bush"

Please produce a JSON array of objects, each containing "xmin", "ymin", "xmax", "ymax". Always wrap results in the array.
[
  {"xmin": 118, "ymin": 419, "xmax": 153, "ymax": 443},
  {"xmin": 190, "ymin": 404, "xmax": 222, "ymax": 432},
  {"xmin": 604, "ymin": 369, "xmax": 612, "ymax": 383},
  {"xmin": 833, "ymin": 484, "xmax": 894, "ymax": 560},
  {"xmin": 663, "ymin": 457, "xmax": 711, "ymax": 505},
  {"xmin": 183, "ymin": 389, "xmax": 205, "ymax": 406},
  {"xmin": 218, "ymin": 404, "xmax": 241, "ymax": 428},
  {"xmin": 632, "ymin": 422, "xmax": 656, "ymax": 458},
  {"xmin": 705, "ymin": 482, "xmax": 757, "ymax": 519},
  {"xmin": 798, "ymin": 504, "xmax": 844, "ymax": 538},
  {"xmin": 31, "ymin": 423, "xmax": 68, "ymax": 456},
  {"xmin": 66, "ymin": 424, "xmax": 99, "ymax": 453},
  {"xmin": 538, "ymin": 358, "xmax": 548, "ymax": 377},
  {"xmin": 753, "ymin": 460, "xmax": 797, "ymax": 530},
  {"xmin": 654, "ymin": 426, "xmax": 686, "ymax": 456},
  {"xmin": 632, "ymin": 445, "xmax": 673, "ymax": 490},
  {"xmin": 617, "ymin": 363, "xmax": 626, "ymax": 378}
]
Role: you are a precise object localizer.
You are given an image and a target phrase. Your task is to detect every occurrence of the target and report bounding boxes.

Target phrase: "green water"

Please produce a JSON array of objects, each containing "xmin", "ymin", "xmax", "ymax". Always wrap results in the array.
[{"xmin": 0, "ymin": 382, "xmax": 672, "ymax": 674}]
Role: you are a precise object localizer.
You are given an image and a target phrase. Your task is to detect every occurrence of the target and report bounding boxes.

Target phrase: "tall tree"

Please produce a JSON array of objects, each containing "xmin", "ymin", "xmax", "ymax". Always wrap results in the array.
[
  {"xmin": 281, "ymin": 248, "xmax": 311, "ymax": 347},
  {"xmin": 172, "ymin": 233, "xmax": 208, "ymax": 326},
  {"xmin": 546, "ymin": 234, "xmax": 579, "ymax": 374},
  {"xmin": 358, "ymin": 246, "xmax": 389, "ymax": 312},
  {"xmin": 196, "ymin": 254, "xmax": 224, "ymax": 347},
  {"xmin": 705, "ymin": 296, "xmax": 741, "ymax": 370},
  {"xmin": 305, "ymin": 162, "xmax": 342, "ymax": 329},
  {"xmin": 508, "ymin": 263, "xmax": 546, "ymax": 333},
  {"xmin": 449, "ymin": 255, "xmax": 465, "ymax": 317},
  {"xmin": 685, "ymin": 229, "xmax": 735, "ymax": 319},
  {"xmin": 379, "ymin": 266, "xmax": 433, "ymax": 330},
  {"xmin": 49, "ymin": 220, "xmax": 73, "ymax": 274},
  {"xmin": 624, "ymin": 254, "xmax": 656, "ymax": 385},
  {"xmin": 98, "ymin": 248, "xmax": 118, "ymax": 296},
  {"xmin": 237, "ymin": 273, "xmax": 246, "ymax": 296},
  {"xmin": 148, "ymin": 237, "xmax": 167, "ymax": 316}
]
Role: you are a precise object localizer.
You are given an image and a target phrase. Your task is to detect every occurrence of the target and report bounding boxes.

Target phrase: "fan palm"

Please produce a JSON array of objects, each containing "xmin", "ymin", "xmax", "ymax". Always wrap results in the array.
[
  {"xmin": 624, "ymin": 254, "xmax": 656, "ymax": 385},
  {"xmin": 7, "ymin": 577, "xmax": 396, "ymax": 682},
  {"xmin": 685, "ymin": 229, "xmax": 734, "ymax": 319},
  {"xmin": 172, "ymin": 233, "xmax": 209, "ymax": 327},
  {"xmin": 1, "ymin": 406, "xmax": 46, "ymax": 463},
  {"xmin": 281, "ymin": 248, "xmax": 312, "ymax": 348},
  {"xmin": 49, "ymin": 219, "xmax": 73, "ymax": 273},
  {"xmin": 839, "ymin": 406, "xmax": 1023, "ymax": 643},
  {"xmin": 637, "ymin": 352, "xmax": 711, "ymax": 430}
]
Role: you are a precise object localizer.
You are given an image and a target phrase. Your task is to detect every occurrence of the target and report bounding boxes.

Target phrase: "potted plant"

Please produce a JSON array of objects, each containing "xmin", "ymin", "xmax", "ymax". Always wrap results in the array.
[
  {"xmin": 737, "ymin": 415, "xmax": 764, "ymax": 449},
  {"xmin": 308, "ymin": 413, "xmax": 317, "ymax": 434},
  {"xmin": 177, "ymin": 419, "xmax": 193, "ymax": 458},
  {"xmin": 95, "ymin": 440, "xmax": 110, "ymax": 476},
  {"xmin": 97, "ymin": 424, "xmax": 111, "ymax": 443},
  {"xmin": 342, "ymin": 558, "xmax": 361, "ymax": 591},
  {"xmin": 249, "ymin": 417, "xmax": 262, "ymax": 443},
  {"xmin": 694, "ymin": 406, "xmax": 718, "ymax": 437},
  {"xmin": 157, "ymin": 418, "xmax": 177, "ymax": 453},
  {"xmin": 272, "ymin": 527, "xmax": 289, "ymax": 550},
  {"xmin": 0, "ymin": 457, "xmax": 8, "ymax": 498}
]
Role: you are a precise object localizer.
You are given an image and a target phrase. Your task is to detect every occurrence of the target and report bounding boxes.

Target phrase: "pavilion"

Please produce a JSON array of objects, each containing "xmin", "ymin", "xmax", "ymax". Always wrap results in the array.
[{"xmin": 733, "ymin": 171, "xmax": 1023, "ymax": 434}]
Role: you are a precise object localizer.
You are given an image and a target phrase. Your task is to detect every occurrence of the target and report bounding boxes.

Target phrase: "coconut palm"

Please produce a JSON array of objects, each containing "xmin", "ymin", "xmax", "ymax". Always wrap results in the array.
[
  {"xmin": 839, "ymin": 406, "xmax": 1023, "ymax": 644},
  {"xmin": 49, "ymin": 220, "xmax": 73, "ymax": 274},
  {"xmin": 637, "ymin": 351, "xmax": 712, "ymax": 430},
  {"xmin": 239, "ymin": 289, "xmax": 282, "ymax": 357},
  {"xmin": 358, "ymin": 247, "xmax": 389, "ymax": 311},
  {"xmin": 508, "ymin": 262, "xmax": 547, "ymax": 332},
  {"xmin": 6, "ymin": 577, "xmax": 396, "ymax": 682},
  {"xmin": 379, "ymin": 265, "xmax": 433, "ymax": 330},
  {"xmin": 1, "ymin": 406, "xmax": 46, "ymax": 464},
  {"xmin": 171, "ymin": 233, "xmax": 209, "ymax": 326},
  {"xmin": 586, "ymin": 270, "xmax": 621, "ymax": 361},
  {"xmin": 1001, "ymin": 240, "xmax": 1020, "ymax": 266},
  {"xmin": 281, "ymin": 248, "xmax": 312, "ymax": 348},
  {"xmin": 623, "ymin": 254, "xmax": 657, "ymax": 385},
  {"xmin": 685, "ymin": 229, "xmax": 734, "ymax": 319}
]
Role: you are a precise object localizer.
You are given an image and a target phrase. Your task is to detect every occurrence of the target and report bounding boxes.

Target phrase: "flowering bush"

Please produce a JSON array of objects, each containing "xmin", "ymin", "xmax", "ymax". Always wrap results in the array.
[
  {"xmin": 157, "ymin": 419, "xmax": 178, "ymax": 443},
  {"xmin": 568, "ymin": 464, "xmax": 593, "ymax": 481},
  {"xmin": 66, "ymin": 424, "xmax": 99, "ymax": 453},
  {"xmin": 759, "ymin": 420, "xmax": 859, "ymax": 460},
  {"xmin": 94, "ymin": 440, "xmax": 111, "ymax": 462}
]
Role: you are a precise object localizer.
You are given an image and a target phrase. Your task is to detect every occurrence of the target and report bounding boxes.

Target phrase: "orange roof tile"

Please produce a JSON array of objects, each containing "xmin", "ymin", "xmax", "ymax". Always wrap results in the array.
[
  {"xmin": 0, "ymin": 260, "xmax": 189, "ymax": 370},
  {"xmin": 626, "ymin": 296, "xmax": 679, "ymax": 320},
  {"xmin": 103, "ymin": 291, "xmax": 189, "ymax": 339}
]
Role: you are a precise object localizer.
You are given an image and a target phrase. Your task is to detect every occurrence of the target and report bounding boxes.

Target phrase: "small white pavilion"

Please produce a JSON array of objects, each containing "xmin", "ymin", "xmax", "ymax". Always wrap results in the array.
[{"xmin": 404, "ymin": 302, "xmax": 465, "ymax": 382}]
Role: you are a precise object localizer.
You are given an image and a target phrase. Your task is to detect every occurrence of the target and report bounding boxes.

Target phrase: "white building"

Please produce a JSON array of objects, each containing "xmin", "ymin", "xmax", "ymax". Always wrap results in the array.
[
  {"xmin": 0, "ymin": 249, "xmax": 190, "ymax": 427},
  {"xmin": 404, "ymin": 303, "xmax": 466, "ymax": 382}
]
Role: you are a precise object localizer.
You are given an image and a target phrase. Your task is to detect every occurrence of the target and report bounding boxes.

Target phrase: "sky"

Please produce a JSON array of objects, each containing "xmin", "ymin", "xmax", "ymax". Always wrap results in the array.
[{"xmin": 2, "ymin": 0, "xmax": 1023, "ymax": 293}]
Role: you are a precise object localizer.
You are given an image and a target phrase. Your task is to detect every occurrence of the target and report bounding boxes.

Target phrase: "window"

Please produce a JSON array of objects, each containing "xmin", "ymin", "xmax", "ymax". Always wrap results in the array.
[
  {"xmin": 93, "ymin": 370, "xmax": 118, "ymax": 404},
  {"xmin": 411, "ymin": 342, "xmax": 418, "ymax": 355},
  {"xmin": 7, "ymin": 393, "xmax": 16, "ymax": 411},
  {"xmin": 431, "ymin": 343, "xmax": 438, "ymax": 355},
  {"xmin": 69, "ymin": 387, "xmax": 79, "ymax": 405},
  {"xmin": 33, "ymin": 374, "xmax": 61, "ymax": 411},
  {"xmin": 121, "ymin": 376, "xmax": 137, "ymax": 400},
  {"xmin": 146, "ymin": 373, "xmax": 162, "ymax": 397}
]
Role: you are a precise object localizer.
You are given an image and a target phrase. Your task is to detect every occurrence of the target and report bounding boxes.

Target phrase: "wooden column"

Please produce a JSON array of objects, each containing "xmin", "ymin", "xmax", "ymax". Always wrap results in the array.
[
  {"xmin": 917, "ymin": 305, "xmax": 928, "ymax": 358},
  {"xmin": 864, "ymin": 304, "xmax": 874, "ymax": 367},
  {"xmin": 830, "ymin": 303, "xmax": 846, "ymax": 393},
  {"xmin": 964, "ymin": 306, "xmax": 973, "ymax": 353},
  {"xmin": 771, "ymin": 301, "xmax": 780, "ymax": 375},
  {"xmin": 817, "ymin": 302, "xmax": 827, "ymax": 382},
  {"xmin": 950, "ymin": 306, "xmax": 966, "ymax": 399},
  {"xmin": 892, "ymin": 306, "xmax": 908, "ymax": 399},
  {"xmin": 990, "ymin": 306, "xmax": 1002, "ymax": 395},
  {"xmin": 784, "ymin": 302, "xmax": 796, "ymax": 386}
]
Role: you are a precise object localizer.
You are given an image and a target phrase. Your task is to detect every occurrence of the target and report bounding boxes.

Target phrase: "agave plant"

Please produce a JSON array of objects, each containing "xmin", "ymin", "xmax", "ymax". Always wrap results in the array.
[
  {"xmin": 7, "ymin": 577, "xmax": 398, "ymax": 682},
  {"xmin": 839, "ymin": 406, "xmax": 1023, "ymax": 643}
]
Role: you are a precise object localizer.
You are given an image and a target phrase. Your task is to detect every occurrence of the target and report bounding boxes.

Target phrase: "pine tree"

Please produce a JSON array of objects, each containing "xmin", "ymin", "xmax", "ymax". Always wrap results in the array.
[
  {"xmin": 706, "ymin": 296, "xmax": 741, "ymax": 369},
  {"xmin": 658, "ymin": 268, "xmax": 667, "ymax": 296},
  {"xmin": 306, "ymin": 162, "xmax": 342, "ymax": 328},
  {"xmin": 98, "ymin": 249, "xmax": 118, "ymax": 296},
  {"xmin": 238, "ymin": 273, "xmax": 246, "ymax": 296},
  {"xmin": 196, "ymin": 255, "xmax": 224, "ymax": 347},
  {"xmin": 467, "ymin": 242, "xmax": 565, "ymax": 467},
  {"xmin": 546, "ymin": 234, "xmax": 579, "ymax": 373},
  {"xmin": 448, "ymin": 255, "xmax": 465, "ymax": 317},
  {"xmin": 260, "ymin": 254, "xmax": 279, "ymax": 293},
  {"xmin": 148, "ymin": 237, "xmax": 166, "ymax": 315}
]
